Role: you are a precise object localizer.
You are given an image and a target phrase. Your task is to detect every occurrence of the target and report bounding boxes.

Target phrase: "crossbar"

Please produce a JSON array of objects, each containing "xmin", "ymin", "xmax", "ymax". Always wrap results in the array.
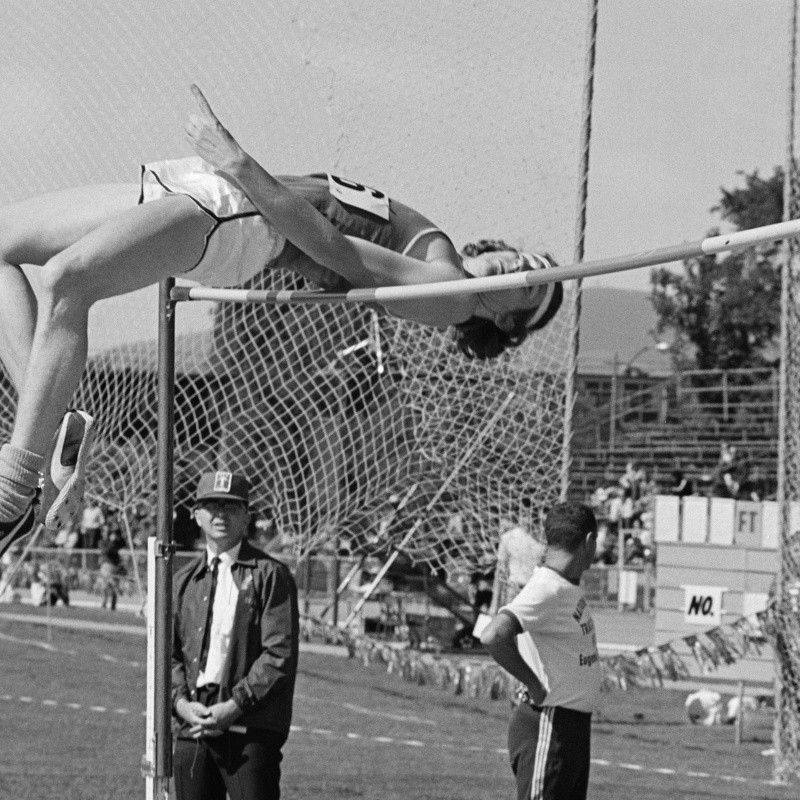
[{"xmin": 171, "ymin": 219, "xmax": 800, "ymax": 306}]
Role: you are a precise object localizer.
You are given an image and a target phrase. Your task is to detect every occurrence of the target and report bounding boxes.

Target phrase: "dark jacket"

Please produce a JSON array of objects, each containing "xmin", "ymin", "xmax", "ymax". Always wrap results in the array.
[{"xmin": 171, "ymin": 540, "xmax": 299, "ymax": 736}]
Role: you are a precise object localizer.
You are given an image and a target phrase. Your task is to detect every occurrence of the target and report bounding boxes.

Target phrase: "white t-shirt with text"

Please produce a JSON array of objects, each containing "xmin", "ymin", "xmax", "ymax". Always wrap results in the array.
[{"xmin": 501, "ymin": 565, "xmax": 601, "ymax": 713}]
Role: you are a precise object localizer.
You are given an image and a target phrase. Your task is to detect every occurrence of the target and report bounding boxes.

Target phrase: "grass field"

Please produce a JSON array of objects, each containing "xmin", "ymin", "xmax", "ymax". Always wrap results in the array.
[{"xmin": 0, "ymin": 606, "xmax": 795, "ymax": 800}]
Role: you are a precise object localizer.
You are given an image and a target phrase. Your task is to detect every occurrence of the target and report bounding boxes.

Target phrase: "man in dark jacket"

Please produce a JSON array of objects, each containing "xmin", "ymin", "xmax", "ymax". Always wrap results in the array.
[{"xmin": 172, "ymin": 470, "xmax": 299, "ymax": 800}]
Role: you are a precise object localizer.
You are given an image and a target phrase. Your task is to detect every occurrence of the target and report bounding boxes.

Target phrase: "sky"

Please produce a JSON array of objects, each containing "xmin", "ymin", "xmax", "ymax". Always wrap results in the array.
[
  {"xmin": 584, "ymin": 0, "xmax": 788, "ymax": 291},
  {"xmin": 4, "ymin": 0, "xmax": 794, "ymax": 347}
]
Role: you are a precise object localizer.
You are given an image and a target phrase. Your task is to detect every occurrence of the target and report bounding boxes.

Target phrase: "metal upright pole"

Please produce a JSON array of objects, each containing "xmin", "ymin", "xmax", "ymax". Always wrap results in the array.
[
  {"xmin": 144, "ymin": 277, "xmax": 177, "ymax": 800},
  {"xmin": 609, "ymin": 353, "xmax": 618, "ymax": 454},
  {"xmin": 775, "ymin": 0, "xmax": 799, "ymax": 782},
  {"xmin": 561, "ymin": 0, "xmax": 599, "ymax": 501}
]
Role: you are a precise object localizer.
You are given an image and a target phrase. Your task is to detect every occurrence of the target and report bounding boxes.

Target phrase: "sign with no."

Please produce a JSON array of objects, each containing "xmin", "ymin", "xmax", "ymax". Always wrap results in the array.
[{"xmin": 682, "ymin": 585, "xmax": 727, "ymax": 626}]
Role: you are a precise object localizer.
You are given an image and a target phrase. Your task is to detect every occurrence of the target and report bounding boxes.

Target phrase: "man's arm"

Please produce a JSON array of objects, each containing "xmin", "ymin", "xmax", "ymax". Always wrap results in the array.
[
  {"xmin": 171, "ymin": 590, "xmax": 191, "ymax": 713},
  {"xmin": 480, "ymin": 611, "xmax": 547, "ymax": 705},
  {"xmin": 230, "ymin": 563, "xmax": 299, "ymax": 713}
]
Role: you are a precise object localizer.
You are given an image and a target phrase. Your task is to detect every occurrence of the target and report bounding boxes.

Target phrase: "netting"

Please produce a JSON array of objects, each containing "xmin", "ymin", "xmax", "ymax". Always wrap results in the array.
[
  {"xmin": 776, "ymin": 0, "xmax": 800, "ymax": 781},
  {"xmin": 0, "ymin": 1, "xmax": 590, "ymax": 574}
]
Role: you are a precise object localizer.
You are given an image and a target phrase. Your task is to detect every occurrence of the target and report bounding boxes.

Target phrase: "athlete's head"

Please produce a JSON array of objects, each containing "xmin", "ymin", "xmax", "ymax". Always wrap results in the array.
[{"xmin": 453, "ymin": 239, "xmax": 563, "ymax": 360}]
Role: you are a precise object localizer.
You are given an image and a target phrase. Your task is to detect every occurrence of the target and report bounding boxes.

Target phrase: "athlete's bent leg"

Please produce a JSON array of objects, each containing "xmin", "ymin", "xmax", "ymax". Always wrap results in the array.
[
  {"xmin": 0, "ymin": 194, "xmax": 213, "ymax": 547},
  {"xmin": 0, "ymin": 185, "xmax": 144, "ymax": 542},
  {"xmin": 0, "ymin": 184, "xmax": 141, "ymax": 391}
]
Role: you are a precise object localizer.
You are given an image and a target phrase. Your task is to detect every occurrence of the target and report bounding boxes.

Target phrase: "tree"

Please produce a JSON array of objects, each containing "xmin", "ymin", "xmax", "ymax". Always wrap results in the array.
[{"xmin": 651, "ymin": 167, "xmax": 784, "ymax": 370}]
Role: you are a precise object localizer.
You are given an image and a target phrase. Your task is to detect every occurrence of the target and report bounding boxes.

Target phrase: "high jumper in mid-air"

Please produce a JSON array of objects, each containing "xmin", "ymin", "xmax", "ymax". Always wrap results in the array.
[{"xmin": 0, "ymin": 84, "xmax": 563, "ymax": 556}]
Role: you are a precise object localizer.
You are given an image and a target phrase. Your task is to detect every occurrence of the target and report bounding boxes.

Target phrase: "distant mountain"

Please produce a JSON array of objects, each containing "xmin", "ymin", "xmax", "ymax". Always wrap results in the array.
[{"xmin": 577, "ymin": 286, "xmax": 672, "ymax": 376}]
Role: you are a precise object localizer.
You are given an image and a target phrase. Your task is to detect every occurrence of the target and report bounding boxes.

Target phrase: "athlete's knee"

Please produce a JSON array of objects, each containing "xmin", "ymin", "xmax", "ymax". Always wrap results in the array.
[{"xmin": 39, "ymin": 252, "xmax": 97, "ymax": 313}]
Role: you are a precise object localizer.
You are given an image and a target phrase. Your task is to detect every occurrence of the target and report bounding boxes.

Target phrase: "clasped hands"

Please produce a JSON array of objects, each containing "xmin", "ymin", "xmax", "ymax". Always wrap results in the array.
[{"xmin": 176, "ymin": 697, "xmax": 242, "ymax": 739}]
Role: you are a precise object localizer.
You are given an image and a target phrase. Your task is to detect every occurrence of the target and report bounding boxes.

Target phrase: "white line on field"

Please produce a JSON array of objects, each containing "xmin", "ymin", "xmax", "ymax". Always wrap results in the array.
[
  {"xmin": 0, "ymin": 629, "xmax": 141, "ymax": 667},
  {"xmin": 340, "ymin": 701, "xmax": 437, "ymax": 726},
  {"xmin": 293, "ymin": 693, "xmax": 437, "ymax": 726},
  {"xmin": 0, "ymin": 693, "xmax": 787, "ymax": 791}
]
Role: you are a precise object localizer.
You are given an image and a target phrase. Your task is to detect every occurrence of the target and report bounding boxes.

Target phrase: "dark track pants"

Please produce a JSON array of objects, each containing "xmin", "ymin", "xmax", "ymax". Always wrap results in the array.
[
  {"xmin": 508, "ymin": 702, "xmax": 591, "ymax": 800},
  {"xmin": 173, "ymin": 729, "xmax": 287, "ymax": 800}
]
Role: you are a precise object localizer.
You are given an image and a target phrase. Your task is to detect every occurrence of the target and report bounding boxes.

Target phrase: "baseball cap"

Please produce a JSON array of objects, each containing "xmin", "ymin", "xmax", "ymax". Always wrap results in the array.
[{"xmin": 195, "ymin": 471, "xmax": 251, "ymax": 505}]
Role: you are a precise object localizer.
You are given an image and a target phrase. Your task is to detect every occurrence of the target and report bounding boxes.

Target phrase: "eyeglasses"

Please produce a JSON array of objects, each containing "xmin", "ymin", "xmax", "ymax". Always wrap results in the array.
[{"xmin": 196, "ymin": 499, "xmax": 248, "ymax": 513}]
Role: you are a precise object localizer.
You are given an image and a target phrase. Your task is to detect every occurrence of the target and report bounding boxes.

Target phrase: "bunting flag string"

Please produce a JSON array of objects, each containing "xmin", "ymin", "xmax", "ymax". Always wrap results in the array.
[{"xmin": 297, "ymin": 605, "xmax": 778, "ymax": 702}]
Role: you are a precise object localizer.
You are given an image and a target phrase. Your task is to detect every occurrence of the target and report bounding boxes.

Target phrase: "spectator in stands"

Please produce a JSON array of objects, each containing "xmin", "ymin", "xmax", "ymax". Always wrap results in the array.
[
  {"xmin": 593, "ymin": 523, "xmax": 614, "ymax": 565},
  {"xmin": 452, "ymin": 565, "xmax": 495, "ymax": 650},
  {"xmin": 128, "ymin": 502, "xmax": 155, "ymax": 548},
  {"xmin": 33, "ymin": 560, "xmax": 70, "ymax": 606},
  {"xmin": 605, "ymin": 487, "xmax": 622, "ymax": 539},
  {"xmin": 709, "ymin": 442, "xmax": 748, "ymax": 499},
  {"xmin": 669, "ymin": 469, "xmax": 694, "ymax": 498},
  {"xmin": 98, "ymin": 527, "xmax": 125, "ymax": 610},
  {"xmin": 56, "ymin": 519, "xmax": 80, "ymax": 550},
  {"xmin": 80, "ymin": 501, "xmax": 105, "ymax": 549},
  {"xmin": 634, "ymin": 468, "xmax": 658, "ymax": 543},
  {"xmin": 250, "ymin": 512, "xmax": 281, "ymax": 553},
  {"xmin": 619, "ymin": 460, "xmax": 642, "ymax": 529},
  {"xmin": 740, "ymin": 463, "xmax": 771, "ymax": 502}
]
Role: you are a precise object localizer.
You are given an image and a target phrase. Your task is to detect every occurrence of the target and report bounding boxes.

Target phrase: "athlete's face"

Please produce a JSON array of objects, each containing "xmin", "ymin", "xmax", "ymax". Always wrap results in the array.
[
  {"xmin": 463, "ymin": 250, "xmax": 548, "ymax": 331},
  {"xmin": 462, "ymin": 249, "xmax": 523, "ymax": 279}
]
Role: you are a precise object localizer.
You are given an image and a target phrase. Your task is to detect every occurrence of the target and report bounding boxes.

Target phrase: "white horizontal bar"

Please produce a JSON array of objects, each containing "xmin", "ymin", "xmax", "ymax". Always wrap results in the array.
[
  {"xmin": 175, "ymin": 218, "xmax": 800, "ymax": 306},
  {"xmin": 700, "ymin": 220, "xmax": 800, "ymax": 253}
]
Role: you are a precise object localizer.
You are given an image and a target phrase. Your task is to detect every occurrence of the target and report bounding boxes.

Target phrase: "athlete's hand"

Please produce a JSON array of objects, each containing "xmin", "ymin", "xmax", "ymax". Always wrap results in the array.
[{"xmin": 184, "ymin": 84, "xmax": 247, "ymax": 177}]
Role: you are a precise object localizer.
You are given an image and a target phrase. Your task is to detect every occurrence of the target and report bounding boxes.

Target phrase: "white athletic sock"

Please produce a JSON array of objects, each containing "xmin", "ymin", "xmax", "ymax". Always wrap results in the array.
[{"xmin": 0, "ymin": 444, "xmax": 43, "ymax": 522}]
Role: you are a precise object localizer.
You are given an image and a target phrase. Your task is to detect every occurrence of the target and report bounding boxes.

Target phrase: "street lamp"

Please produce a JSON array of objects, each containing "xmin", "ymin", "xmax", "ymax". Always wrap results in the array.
[{"xmin": 609, "ymin": 341, "xmax": 670, "ymax": 451}]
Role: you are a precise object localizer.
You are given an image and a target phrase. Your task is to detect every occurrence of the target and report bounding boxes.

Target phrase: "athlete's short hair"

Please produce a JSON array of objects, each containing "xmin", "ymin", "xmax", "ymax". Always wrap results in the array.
[
  {"xmin": 453, "ymin": 239, "xmax": 563, "ymax": 360},
  {"xmin": 544, "ymin": 503, "xmax": 597, "ymax": 552}
]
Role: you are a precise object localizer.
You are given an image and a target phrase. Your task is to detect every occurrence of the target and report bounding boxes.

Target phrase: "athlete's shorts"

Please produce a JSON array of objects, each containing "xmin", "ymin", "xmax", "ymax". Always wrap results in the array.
[
  {"xmin": 507, "ymin": 702, "xmax": 592, "ymax": 800},
  {"xmin": 139, "ymin": 157, "xmax": 286, "ymax": 287}
]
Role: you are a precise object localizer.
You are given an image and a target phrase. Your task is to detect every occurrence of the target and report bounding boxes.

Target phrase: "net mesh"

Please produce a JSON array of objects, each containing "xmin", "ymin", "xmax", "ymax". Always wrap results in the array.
[
  {"xmin": 777, "ymin": 0, "xmax": 800, "ymax": 780},
  {"xmin": 0, "ymin": 1, "xmax": 589, "ymax": 574}
]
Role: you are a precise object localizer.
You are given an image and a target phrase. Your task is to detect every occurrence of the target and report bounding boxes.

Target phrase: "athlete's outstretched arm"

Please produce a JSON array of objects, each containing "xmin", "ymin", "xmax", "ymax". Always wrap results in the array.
[{"xmin": 184, "ymin": 85, "xmax": 471, "ymax": 321}]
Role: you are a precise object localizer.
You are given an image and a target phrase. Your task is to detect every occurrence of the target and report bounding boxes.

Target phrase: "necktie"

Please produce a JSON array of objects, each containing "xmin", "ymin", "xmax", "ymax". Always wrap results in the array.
[{"xmin": 198, "ymin": 557, "xmax": 219, "ymax": 673}]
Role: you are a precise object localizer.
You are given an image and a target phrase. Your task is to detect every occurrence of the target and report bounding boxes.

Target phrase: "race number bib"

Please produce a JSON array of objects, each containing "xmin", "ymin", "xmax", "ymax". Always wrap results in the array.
[{"xmin": 327, "ymin": 174, "xmax": 390, "ymax": 221}]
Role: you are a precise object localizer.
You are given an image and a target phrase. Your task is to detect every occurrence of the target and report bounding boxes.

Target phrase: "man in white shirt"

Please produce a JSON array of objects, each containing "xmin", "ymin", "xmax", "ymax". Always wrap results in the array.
[
  {"xmin": 79, "ymin": 501, "xmax": 105, "ymax": 549},
  {"xmin": 488, "ymin": 520, "xmax": 546, "ymax": 614},
  {"xmin": 481, "ymin": 503, "xmax": 600, "ymax": 800}
]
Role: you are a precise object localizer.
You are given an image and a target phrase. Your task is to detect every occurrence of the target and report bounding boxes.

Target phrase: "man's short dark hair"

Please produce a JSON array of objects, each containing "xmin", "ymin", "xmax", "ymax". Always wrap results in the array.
[{"xmin": 544, "ymin": 503, "xmax": 597, "ymax": 552}]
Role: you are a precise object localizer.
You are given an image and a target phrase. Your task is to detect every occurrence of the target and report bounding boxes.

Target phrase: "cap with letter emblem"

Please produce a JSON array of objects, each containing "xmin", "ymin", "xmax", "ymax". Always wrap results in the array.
[{"xmin": 195, "ymin": 471, "xmax": 251, "ymax": 504}]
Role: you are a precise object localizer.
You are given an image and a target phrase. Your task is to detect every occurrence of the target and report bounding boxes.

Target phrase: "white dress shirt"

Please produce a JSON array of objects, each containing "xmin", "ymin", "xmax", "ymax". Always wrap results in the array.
[{"xmin": 197, "ymin": 543, "xmax": 241, "ymax": 688}]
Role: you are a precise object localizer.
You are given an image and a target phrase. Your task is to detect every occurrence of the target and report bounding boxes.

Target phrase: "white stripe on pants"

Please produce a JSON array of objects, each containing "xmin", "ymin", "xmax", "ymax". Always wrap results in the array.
[{"xmin": 531, "ymin": 706, "xmax": 554, "ymax": 800}]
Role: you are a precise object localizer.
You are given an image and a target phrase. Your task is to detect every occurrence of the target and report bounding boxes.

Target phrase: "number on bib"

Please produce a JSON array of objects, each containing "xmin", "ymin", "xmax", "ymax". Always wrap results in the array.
[{"xmin": 327, "ymin": 174, "xmax": 390, "ymax": 221}]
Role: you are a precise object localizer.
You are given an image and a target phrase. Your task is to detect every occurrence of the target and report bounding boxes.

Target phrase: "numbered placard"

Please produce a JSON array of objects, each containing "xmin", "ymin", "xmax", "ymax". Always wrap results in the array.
[{"xmin": 327, "ymin": 174, "xmax": 390, "ymax": 220}]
